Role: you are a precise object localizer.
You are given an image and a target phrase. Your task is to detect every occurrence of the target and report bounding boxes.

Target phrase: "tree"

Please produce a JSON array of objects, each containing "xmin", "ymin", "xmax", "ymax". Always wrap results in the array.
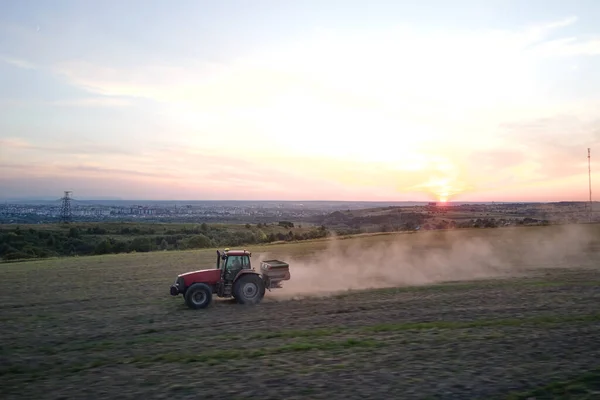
[
  {"xmin": 94, "ymin": 239, "xmax": 113, "ymax": 255},
  {"xmin": 68, "ymin": 227, "xmax": 80, "ymax": 238},
  {"xmin": 183, "ymin": 234, "xmax": 212, "ymax": 249},
  {"xmin": 255, "ymin": 229, "xmax": 267, "ymax": 242},
  {"xmin": 159, "ymin": 239, "xmax": 169, "ymax": 250},
  {"xmin": 130, "ymin": 237, "xmax": 153, "ymax": 252}
]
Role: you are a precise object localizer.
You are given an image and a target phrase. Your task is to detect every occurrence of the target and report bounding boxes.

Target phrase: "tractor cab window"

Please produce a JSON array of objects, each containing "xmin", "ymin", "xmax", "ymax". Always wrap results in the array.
[
  {"xmin": 226, "ymin": 256, "xmax": 243, "ymax": 270},
  {"xmin": 223, "ymin": 255, "xmax": 249, "ymax": 281},
  {"xmin": 224, "ymin": 255, "xmax": 250, "ymax": 272},
  {"xmin": 241, "ymin": 256, "xmax": 249, "ymax": 269}
]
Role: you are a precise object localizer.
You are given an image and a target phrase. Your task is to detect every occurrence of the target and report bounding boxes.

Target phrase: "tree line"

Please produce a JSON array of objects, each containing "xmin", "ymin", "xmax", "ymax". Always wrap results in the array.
[{"xmin": 0, "ymin": 223, "xmax": 330, "ymax": 261}]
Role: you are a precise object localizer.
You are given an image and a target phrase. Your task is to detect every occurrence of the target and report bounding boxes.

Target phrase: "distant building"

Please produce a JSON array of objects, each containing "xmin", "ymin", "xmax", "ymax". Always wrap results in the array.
[{"xmin": 129, "ymin": 206, "xmax": 155, "ymax": 215}]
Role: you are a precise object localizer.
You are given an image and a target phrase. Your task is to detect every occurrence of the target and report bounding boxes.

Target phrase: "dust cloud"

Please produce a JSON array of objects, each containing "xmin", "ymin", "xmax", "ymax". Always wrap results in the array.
[{"xmin": 258, "ymin": 224, "xmax": 598, "ymax": 300}]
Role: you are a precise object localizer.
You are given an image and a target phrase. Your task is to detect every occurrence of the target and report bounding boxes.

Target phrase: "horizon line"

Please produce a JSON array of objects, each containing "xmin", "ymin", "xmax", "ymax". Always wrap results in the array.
[{"xmin": 1, "ymin": 198, "xmax": 596, "ymax": 204}]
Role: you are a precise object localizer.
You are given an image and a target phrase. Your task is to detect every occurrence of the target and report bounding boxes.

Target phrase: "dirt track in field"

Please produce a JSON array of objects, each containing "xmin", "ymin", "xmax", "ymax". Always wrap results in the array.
[{"xmin": 1, "ymin": 225, "xmax": 600, "ymax": 399}]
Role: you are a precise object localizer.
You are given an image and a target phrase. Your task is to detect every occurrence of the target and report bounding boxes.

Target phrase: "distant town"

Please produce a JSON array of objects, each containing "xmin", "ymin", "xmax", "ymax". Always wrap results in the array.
[
  {"xmin": 0, "ymin": 198, "xmax": 411, "ymax": 224},
  {"xmin": 0, "ymin": 197, "xmax": 596, "ymax": 225},
  {"xmin": 1, "ymin": 199, "xmax": 424, "ymax": 224}
]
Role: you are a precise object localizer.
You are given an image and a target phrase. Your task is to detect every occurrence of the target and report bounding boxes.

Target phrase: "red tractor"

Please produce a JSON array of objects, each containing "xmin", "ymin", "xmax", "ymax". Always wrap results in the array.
[{"xmin": 169, "ymin": 248, "xmax": 291, "ymax": 309}]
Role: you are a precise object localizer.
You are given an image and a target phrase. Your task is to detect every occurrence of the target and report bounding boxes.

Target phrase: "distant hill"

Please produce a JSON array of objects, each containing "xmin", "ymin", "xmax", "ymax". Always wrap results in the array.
[
  {"xmin": 309, "ymin": 206, "xmax": 427, "ymax": 231},
  {"xmin": 307, "ymin": 202, "xmax": 583, "ymax": 231}
]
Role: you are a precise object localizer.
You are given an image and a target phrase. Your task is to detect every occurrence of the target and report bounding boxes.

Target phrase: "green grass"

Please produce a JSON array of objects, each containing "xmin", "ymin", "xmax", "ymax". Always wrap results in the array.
[
  {"xmin": 365, "ymin": 314, "xmax": 600, "ymax": 332},
  {"xmin": 1, "ymin": 337, "xmax": 383, "ymax": 377},
  {"xmin": 7, "ymin": 312, "xmax": 594, "ymax": 371},
  {"xmin": 505, "ymin": 368, "xmax": 600, "ymax": 399},
  {"xmin": 247, "ymin": 314, "xmax": 600, "ymax": 341}
]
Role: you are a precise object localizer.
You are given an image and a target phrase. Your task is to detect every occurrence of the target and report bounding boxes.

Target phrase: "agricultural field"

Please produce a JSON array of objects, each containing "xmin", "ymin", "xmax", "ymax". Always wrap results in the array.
[{"xmin": 1, "ymin": 224, "xmax": 600, "ymax": 399}]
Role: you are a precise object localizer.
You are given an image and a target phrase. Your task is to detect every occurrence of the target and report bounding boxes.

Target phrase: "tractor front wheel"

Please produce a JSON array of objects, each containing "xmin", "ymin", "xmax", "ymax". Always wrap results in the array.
[
  {"xmin": 233, "ymin": 274, "xmax": 265, "ymax": 305},
  {"xmin": 184, "ymin": 283, "xmax": 213, "ymax": 309}
]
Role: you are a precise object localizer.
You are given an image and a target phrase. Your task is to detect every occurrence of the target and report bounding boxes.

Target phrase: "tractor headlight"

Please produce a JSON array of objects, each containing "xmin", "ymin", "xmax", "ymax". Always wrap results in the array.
[{"xmin": 170, "ymin": 276, "xmax": 185, "ymax": 296}]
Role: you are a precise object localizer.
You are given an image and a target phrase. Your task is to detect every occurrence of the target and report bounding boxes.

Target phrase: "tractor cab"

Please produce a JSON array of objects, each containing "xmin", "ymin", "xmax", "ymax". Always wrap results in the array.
[{"xmin": 217, "ymin": 249, "xmax": 252, "ymax": 282}]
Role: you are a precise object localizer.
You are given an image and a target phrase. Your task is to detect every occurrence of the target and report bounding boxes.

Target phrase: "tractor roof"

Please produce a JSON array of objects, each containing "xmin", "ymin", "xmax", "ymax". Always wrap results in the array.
[{"xmin": 223, "ymin": 249, "xmax": 251, "ymax": 256}]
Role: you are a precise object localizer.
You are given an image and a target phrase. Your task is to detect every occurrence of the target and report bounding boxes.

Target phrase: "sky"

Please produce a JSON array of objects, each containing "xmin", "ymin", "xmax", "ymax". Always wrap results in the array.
[{"xmin": 1, "ymin": 0, "xmax": 599, "ymax": 202}]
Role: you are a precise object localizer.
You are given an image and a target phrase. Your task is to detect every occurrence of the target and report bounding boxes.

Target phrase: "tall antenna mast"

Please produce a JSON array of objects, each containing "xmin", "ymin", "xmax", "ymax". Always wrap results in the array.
[{"xmin": 589, "ymin": 148, "xmax": 592, "ymax": 223}]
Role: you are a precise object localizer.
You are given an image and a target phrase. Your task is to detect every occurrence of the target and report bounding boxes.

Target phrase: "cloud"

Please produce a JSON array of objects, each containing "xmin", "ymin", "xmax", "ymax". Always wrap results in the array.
[
  {"xmin": 50, "ymin": 60, "xmax": 226, "ymax": 102},
  {"xmin": 0, "ymin": 97, "xmax": 133, "ymax": 109},
  {"xmin": 48, "ymin": 97, "xmax": 133, "ymax": 108},
  {"xmin": 500, "ymin": 115, "xmax": 600, "ymax": 148},
  {"xmin": 19, "ymin": 15, "xmax": 596, "ymax": 130},
  {"xmin": 153, "ymin": 144, "xmax": 433, "ymax": 191},
  {"xmin": 41, "ymin": 15, "xmax": 600, "ymax": 138},
  {"xmin": 0, "ymin": 161, "xmax": 181, "ymax": 187},
  {"xmin": 72, "ymin": 165, "xmax": 177, "ymax": 179},
  {"xmin": 470, "ymin": 149, "xmax": 528, "ymax": 170},
  {"xmin": 0, "ymin": 54, "xmax": 37, "ymax": 70},
  {"xmin": 510, "ymin": 16, "xmax": 600, "ymax": 58},
  {"xmin": 0, "ymin": 137, "xmax": 135, "ymax": 157},
  {"xmin": 523, "ymin": 16, "xmax": 578, "ymax": 42},
  {"xmin": 0, "ymin": 137, "xmax": 32, "ymax": 149},
  {"xmin": 432, "ymin": 114, "xmax": 600, "ymax": 198},
  {"xmin": 531, "ymin": 37, "xmax": 600, "ymax": 58},
  {"xmin": 0, "ymin": 158, "xmax": 341, "ymax": 200},
  {"xmin": 484, "ymin": 115, "xmax": 600, "ymax": 185},
  {"xmin": 0, "ymin": 163, "xmax": 32, "ymax": 170},
  {"xmin": 0, "ymin": 138, "xmax": 438, "ymax": 200}
]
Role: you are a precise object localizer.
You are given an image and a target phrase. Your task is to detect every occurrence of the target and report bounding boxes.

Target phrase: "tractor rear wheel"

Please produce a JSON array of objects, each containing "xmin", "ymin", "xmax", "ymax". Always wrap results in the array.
[
  {"xmin": 233, "ymin": 274, "xmax": 265, "ymax": 305},
  {"xmin": 184, "ymin": 283, "xmax": 213, "ymax": 309}
]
